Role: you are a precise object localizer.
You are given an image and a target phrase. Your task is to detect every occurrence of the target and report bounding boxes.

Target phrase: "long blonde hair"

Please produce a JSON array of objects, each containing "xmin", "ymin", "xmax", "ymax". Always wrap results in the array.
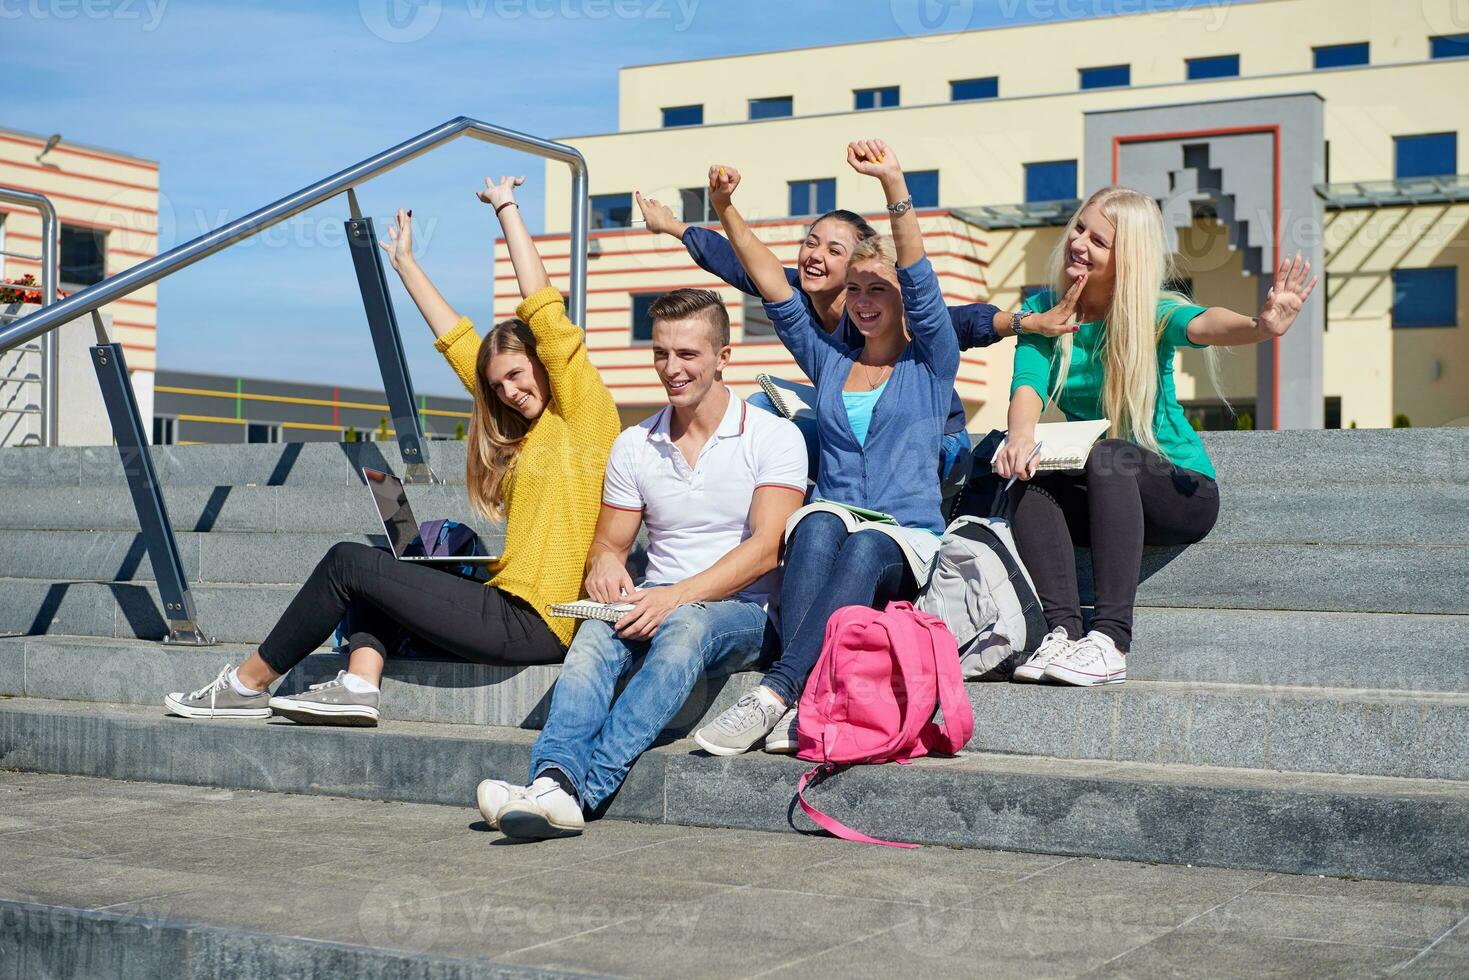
[
  {"xmin": 466, "ymin": 319, "xmax": 539, "ymax": 521},
  {"xmin": 1045, "ymin": 186, "xmax": 1197, "ymax": 456}
]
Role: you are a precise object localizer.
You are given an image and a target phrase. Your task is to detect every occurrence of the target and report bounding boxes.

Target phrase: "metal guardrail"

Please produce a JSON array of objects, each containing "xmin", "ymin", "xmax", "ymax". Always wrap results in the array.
[
  {"xmin": 0, "ymin": 118, "xmax": 591, "ymax": 644},
  {"xmin": 0, "ymin": 187, "xmax": 58, "ymax": 445}
]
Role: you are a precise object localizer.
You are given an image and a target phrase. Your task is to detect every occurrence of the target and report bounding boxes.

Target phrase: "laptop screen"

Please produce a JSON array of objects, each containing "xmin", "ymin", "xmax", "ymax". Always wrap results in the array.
[{"xmin": 363, "ymin": 468, "xmax": 425, "ymax": 557}]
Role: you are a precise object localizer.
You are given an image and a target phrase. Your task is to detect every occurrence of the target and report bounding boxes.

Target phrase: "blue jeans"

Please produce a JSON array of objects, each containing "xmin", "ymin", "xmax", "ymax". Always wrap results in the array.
[
  {"xmin": 529, "ymin": 599, "xmax": 772, "ymax": 811},
  {"xmin": 760, "ymin": 512, "xmax": 914, "ymax": 706}
]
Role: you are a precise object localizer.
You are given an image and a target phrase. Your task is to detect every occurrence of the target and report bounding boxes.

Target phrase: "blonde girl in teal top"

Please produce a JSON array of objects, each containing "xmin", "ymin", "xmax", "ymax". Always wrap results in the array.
[{"xmin": 993, "ymin": 186, "xmax": 1318, "ymax": 687}]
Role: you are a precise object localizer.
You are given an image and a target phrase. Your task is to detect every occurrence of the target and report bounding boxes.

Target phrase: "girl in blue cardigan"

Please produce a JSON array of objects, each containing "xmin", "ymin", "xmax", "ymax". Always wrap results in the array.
[{"xmin": 693, "ymin": 140, "xmax": 959, "ymax": 757}]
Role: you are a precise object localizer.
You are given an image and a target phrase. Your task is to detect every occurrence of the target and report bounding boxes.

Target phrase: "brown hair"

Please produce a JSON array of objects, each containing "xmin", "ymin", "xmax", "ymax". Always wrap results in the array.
[
  {"xmin": 648, "ymin": 288, "xmax": 730, "ymax": 350},
  {"xmin": 466, "ymin": 318, "xmax": 539, "ymax": 521},
  {"xmin": 809, "ymin": 208, "xmax": 878, "ymax": 242}
]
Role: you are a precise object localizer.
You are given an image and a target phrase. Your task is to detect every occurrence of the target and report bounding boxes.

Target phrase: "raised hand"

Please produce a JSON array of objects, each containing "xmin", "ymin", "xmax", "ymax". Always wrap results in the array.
[
  {"xmin": 636, "ymin": 192, "xmax": 685, "ymax": 237},
  {"xmin": 475, "ymin": 176, "xmax": 525, "ymax": 211},
  {"xmin": 1257, "ymin": 253, "xmax": 1318, "ymax": 337},
  {"xmin": 376, "ymin": 208, "xmax": 416, "ymax": 273},
  {"xmin": 706, "ymin": 165, "xmax": 741, "ymax": 209},
  {"xmin": 846, "ymin": 139, "xmax": 901, "ymax": 181},
  {"xmin": 1030, "ymin": 274, "xmax": 1087, "ymax": 337}
]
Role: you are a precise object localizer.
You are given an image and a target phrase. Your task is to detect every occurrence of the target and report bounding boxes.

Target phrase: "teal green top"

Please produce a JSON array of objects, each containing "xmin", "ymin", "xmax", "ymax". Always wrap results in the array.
[
  {"xmin": 840, "ymin": 379, "xmax": 889, "ymax": 447},
  {"xmin": 1010, "ymin": 291, "xmax": 1216, "ymax": 479}
]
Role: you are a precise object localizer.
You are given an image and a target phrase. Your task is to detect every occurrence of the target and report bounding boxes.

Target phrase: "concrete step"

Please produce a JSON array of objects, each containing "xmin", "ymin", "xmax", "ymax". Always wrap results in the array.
[
  {"xmin": 4, "ymin": 634, "xmax": 1466, "ymax": 781},
  {"xmin": 1, "ymin": 698, "xmax": 1465, "ymax": 884},
  {"xmin": 9, "ymin": 772, "xmax": 1464, "ymax": 978}
]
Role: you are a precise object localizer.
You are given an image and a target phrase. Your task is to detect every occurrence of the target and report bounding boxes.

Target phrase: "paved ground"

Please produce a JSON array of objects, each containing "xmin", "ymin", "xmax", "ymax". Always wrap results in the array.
[{"xmin": 0, "ymin": 771, "xmax": 1465, "ymax": 979}]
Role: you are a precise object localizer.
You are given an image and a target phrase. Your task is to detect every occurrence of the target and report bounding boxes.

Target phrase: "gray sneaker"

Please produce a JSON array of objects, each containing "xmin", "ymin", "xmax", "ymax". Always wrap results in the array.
[
  {"xmin": 762, "ymin": 707, "xmax": 799, "ymax": 754},
  {"xmin": 164, "ymin": 664, "xmax": 271, "ymax": 720},
  {"xmin": 269, "ymin": 671, "xmax": 380, "ymax": 726},
  {"xmin": 694, "ymin": 689, "xmax": 786, "ymax": 757}
]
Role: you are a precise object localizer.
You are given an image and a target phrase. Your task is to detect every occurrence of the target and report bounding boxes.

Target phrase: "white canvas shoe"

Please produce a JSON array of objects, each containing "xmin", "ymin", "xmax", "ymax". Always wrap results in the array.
[
  {"xmin": 1010, "ymin": 628, "xmax": 1074, "ymax": 683},
  {"xmin": 1044, "ymin": 630, "xmax": 1127, "ymax": 686},
  {"xmin": 496, "ymin": 777, "xmax": 585, "ymax": 840}
]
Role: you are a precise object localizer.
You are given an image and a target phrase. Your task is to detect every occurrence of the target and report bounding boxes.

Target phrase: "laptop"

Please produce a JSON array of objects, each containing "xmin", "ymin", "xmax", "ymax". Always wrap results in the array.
[{"xmin": 362, "ymin": 467, "xmax": 499, "ymax": 565}]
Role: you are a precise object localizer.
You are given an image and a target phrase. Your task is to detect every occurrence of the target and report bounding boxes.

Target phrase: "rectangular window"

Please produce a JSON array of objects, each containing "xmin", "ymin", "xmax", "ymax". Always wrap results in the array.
[
  {"xmin": 679, "ymin": 187, "xmax": 715, "ymax": 223},
  {"xmin": 854, "ymin": 86, "xmax": 899, "ymax": 110},
  {"xmin": 59, "ymin": 225, "xmax": 106, "ymax": 287},
  {"xmin": 1324, "ymin": 396, "xmax": 1341, "ymax": 430},
  {"xmin": 1313, "ymin": 42, "xmax": 1368, "ymax": 69},
  {"xmin": 749, "ymin": 96, "xmax": 793, "ymax": 120},
  {"xmin": 1430, "ymin": 33, "xmax": 1469, "ymax": 59},
  {"xmin": 788, "ymin": 178, "xmax": 836, "ymax": 217},
  {"xmin": 246, "ymin": 422, "xmax": 281, "ymax": 444},
  {"xmin": 631, "ymin": 291, "xmax": 666, "ymax": 342},
  {"xmin": 1395, "ymin": 133, "xmax": 1457, "ymax": 179},
  {"xmin": 742, "ymin": 293, "xmax": 775, "ymax": 338},
  {"xmin": 590, "ymin": 193, "xmax": 633, "ymax": 230},
  {"xmin": 907, "ymin": 170, "xmax": 939, "ymax": 208},
  {"xmin": 1392, "ymin": 268, "xmax": 1457, "ymax": 328},
  {"xmin": 1079, "ymin": 64, "xmax": 1130, "ymax": 89},
  {"xmin": 152, "ymin": 416, "xmax": 176, "ymax": 445},
  {"xmin": 1024, "ymin": 160, "xmax": 1078, "ymax": 203},
  {"xmin": 951, "ymin": 76, "xmax": 998, "ymax": 101},
  {"xmin": 1186, "ymin": 54, "xmax": 1239, "ymax": 79},
  {"xmin": 661, "ymin": 104, "xmax": 703, "ymax": 128}
]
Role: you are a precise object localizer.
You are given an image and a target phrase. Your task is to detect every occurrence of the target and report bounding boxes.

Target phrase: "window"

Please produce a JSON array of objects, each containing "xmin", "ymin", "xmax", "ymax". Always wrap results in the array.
[
  {"xmin": 152, "ymin": 416, "xmax": 176, "ymax": 445},
  {"xmin": 1392, "ymin": 268, "xmax": 1457, "ymax": 328},
  {"xmin": 789, "ymin": 178, "xmax": 836, "ymax": 217},
  {"xmin": 1313, "ymin": 42, "xmax": 1368, "ymax": 69},
  {"xmin": 246, "ymin": 422, "xmax": 281, "ymax": 444},
  {"xmin": 1079, "ymin": 64, "xmax": 1130, "ymax": 89},
  {"xmin": 661, "ymin": 104, "xmax": 703, "ymax": 128},
  {"xmin": 907, "ymin": 170, "xmax": 939, "ymax": 208},
  {"xmin": 951, "ymin": 76, "xmax": 998, "ymax": 101},
  {"xmin": 590, "ymin": 193, "xmax": 633, "ymax": 230},
  {"xmin": 59, "ymin": 225, "xmax": 106, "ymax": 287},
  {"xmin": 854, "ymin": 86, "xmax": 899, "ymax": 110},
  {"xmin": 631, "ymin": 291, "xmax": 666, "ymax": 342},
  {"xmin": 1187, "ymin": 54, "xmax": 1239, "ymax": 79},
  {"xmin": 1324, "ymin": 396, "xmax": 1341, "ymax": 430},
  {"xmin": 742, "ymin": 294, "xmax": 775, "ymax": 338},
  {"xmin": 1430, "ymin": 33, "xmax": 1469, "ymax": 59},
  {"xmin": 749, "ymin": 97, "xmax": 793, "ymax": 120},
  {"xmin": 1395, "ymin": 133, "xmax": 1457, "ymax": 179},
  {"xmin": 679, "ymin": 187, "xmax": 715, "ymax": 223},
  {"xmin": 1024, "ymin": 160, "xmax": 1078, "ymax": 203}
]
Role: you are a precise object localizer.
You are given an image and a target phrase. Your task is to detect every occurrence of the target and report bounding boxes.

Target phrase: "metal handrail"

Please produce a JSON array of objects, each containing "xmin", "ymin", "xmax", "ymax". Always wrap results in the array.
[
  {"xmin": 0, "ymin": 116, "xmax": 591, "ymax": 355},
  {"xmin": 0, "ymin": 186, "xmax": 57, "ymax": 444}
]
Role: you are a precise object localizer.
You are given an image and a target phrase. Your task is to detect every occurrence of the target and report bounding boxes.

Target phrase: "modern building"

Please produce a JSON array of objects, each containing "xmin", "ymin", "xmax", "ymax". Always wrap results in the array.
[
  {"xmin": 152, "ymin": 369, "xmax": 472, "ymax": 445},
  {"xmin": 508, "ymin": 0, "xmax": 1467, "ymax": 431}
]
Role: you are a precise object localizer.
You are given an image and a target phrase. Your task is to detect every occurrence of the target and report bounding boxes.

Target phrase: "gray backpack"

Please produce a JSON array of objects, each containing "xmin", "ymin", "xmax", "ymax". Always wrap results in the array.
[{"xmin": 917, "ymin": 514, "xmax": 1047, "ymax": 681}]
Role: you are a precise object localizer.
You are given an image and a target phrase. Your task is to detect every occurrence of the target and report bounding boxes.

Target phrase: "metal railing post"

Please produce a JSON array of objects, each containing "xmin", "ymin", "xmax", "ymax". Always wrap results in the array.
[{"xmin": 0, "ymin": 187, "xmax": 58, "ymax": 446}]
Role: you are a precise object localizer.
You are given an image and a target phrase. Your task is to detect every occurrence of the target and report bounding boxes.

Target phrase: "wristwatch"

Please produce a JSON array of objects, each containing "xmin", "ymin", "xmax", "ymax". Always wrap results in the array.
[
  {"xmin": 886, "ymin": 196, "xmax": 913, "ymax": 216},
  {"xmin": 1012, "ymin": 310, "xmax": 1030, "ymax": 335}
]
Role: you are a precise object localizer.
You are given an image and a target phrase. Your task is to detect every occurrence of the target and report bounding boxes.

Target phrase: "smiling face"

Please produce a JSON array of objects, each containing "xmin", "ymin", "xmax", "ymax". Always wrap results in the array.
[
  {"xmin": 1064, "ymin": 201, "xmax": 1118, "ymax": 290},
  {"xmin": 484, "ymin": 349, "xmax": 550, "ymax": 421},
  {"xmin": 797, "ymin": 216, "xmax": 862, "ymax": 295},
  {"xmin": 652, "ymin": 315, "xmax": 730, "ymax": 410},
  {"xmin": 844, "ymin": 259, "xmax": 904, "ymax": 339}
]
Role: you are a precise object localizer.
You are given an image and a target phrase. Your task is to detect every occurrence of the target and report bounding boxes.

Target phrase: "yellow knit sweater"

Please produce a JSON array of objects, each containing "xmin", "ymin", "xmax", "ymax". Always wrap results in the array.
[{"xmin": 435, "ymin": 286, "xmax": 620, "ymax": 646}]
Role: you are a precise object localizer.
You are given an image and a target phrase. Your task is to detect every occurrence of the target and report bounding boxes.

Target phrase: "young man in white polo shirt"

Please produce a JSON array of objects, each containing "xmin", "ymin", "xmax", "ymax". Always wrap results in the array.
[{"xmin": 477, "ymin": 288, "xmax": 808, "ymax": 840}]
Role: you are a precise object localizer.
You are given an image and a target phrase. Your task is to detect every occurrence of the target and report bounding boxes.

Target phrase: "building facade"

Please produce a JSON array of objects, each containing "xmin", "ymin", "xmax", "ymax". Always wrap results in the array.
[{"xmin": 507, "ymin": 0, "xmax": 1467, "ymax": 430}]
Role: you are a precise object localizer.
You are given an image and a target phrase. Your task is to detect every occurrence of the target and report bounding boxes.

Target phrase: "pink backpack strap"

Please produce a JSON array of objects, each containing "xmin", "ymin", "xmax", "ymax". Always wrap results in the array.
[
  {"xmin": 796, "ymin": 764, "xmax": 918, "ymax": 849},
  {"xmin": 915, "ymin": 610, "xmax": 974, "ymax": 755}
]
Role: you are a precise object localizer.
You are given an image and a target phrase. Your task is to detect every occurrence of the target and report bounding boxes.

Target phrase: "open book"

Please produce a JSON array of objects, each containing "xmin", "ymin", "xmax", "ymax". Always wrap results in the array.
[
  {"xmin": 992, "ymin": 419, "xmax": 1112, "ymax": 472},
  {"xmin": 550, "ymin": 601, "xmax": 635, "ymax": 623},
  {"xmin": 755, "ymin": 374, "xmax": 816, "ymax": 422}
]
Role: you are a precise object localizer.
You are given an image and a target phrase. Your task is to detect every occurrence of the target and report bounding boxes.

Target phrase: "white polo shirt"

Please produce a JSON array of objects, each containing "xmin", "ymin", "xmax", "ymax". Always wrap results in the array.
[{"xmin": 602, "ymin": 388, "xmax": 808, "ymax": 608}]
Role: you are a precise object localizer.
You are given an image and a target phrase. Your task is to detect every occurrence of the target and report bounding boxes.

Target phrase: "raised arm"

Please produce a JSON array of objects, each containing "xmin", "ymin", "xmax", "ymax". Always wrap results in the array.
[
  {"xmin": 847, "ymin": 139, "xmax": 922, "ymax": 267},
  {"xmin": 378, "ymin": 209, "xmax": 462, "ymax": 340},
  {"xmin": 476, "ymin": 176, "xmax": 551, "ymax": 300},
  {"xmin": 709, "ymin": 165, "xmax": 795, "ymax": 305},
  {"xmin": 638, "ymin": 189, "xmax": 802, "ymax": 299},
  {"xmin": 1185, "ymin": 253, "xmax": 1318, "ymax": 347}
]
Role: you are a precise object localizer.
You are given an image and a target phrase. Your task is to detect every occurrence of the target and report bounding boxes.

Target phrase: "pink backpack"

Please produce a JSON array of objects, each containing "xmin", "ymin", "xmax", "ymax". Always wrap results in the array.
[{"xmin": 795, "ymin": 601, "xmax": 974, "ymax": 848}]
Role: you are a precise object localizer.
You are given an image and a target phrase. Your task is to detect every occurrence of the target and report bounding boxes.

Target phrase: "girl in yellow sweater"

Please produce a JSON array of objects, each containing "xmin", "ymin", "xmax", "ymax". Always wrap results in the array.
[{"xmin": 163, "ymin": 176, "xmax": 620, "ymax": 727}]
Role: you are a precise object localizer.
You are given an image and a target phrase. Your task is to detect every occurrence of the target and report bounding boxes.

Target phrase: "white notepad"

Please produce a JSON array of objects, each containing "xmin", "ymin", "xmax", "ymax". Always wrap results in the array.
[
  {"xmin": 550, "ymin": 600, "xmax": 635, "ymax": 623},
  {"xmin": 992, "ymin": 419, "xmax": 1112, "ymax": 472},
  {"xmin": 755, "ymin": 374, "xmax": 815, "ymax": 422}
]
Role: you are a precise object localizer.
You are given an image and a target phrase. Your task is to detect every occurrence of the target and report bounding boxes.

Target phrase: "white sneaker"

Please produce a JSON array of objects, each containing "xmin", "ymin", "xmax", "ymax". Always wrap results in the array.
[
  {"xmin": 762, "ymin": 707, "xmax": 799, "ymax": 754},
  {"xmin": 496, "ymin": 776, "xmax": 585, "ymax": 839},
  {"xmin": 475, "ymin": 778, "xmax": 524, "ymax": 831},
  {"xmin": 1010, "ymin": 628, "xmax": 1074, "ymax": 683},
  {"xmin": 1044, "ymin": 630, "xmax": 1127, "ymax": 686}
]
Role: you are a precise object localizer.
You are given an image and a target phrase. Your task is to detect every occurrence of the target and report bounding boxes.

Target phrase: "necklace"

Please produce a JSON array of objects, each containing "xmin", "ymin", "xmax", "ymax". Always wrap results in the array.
[{"xmin": 856, "ymin": 359, "xmax": 892, "ymax": 390}]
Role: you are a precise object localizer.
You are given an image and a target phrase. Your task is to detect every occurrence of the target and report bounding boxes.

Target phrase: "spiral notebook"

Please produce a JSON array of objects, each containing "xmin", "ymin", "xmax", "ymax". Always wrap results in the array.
[
  {"xmin": 755, "ymin": 374, "xmax": 815, "ymax": 422},
  {"xmin": 991, "ymin": 419, "xmax": 1112, "ymax": 472},
  {"xmin": 550, "ymin": 600, "xmax": 635, "ymax": 623}
]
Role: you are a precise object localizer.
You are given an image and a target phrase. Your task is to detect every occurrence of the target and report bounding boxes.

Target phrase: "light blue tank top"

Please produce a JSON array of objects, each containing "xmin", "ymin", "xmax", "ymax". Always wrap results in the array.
[{"xmin": 841, "ymin": 380, "xmax": 889, "ymax": 447}]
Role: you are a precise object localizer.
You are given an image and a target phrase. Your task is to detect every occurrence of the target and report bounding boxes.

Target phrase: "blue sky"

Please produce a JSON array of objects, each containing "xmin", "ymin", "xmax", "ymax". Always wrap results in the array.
[{"xmin": 6, "ymin": 0, "xmax": 1247, "ymax": 395}]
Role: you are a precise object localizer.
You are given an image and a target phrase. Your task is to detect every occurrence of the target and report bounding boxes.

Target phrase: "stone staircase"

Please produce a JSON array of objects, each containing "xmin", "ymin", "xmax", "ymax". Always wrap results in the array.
[{"xmin": 1, "ymin": 431, "xmax": 1466, "ymax": 886}]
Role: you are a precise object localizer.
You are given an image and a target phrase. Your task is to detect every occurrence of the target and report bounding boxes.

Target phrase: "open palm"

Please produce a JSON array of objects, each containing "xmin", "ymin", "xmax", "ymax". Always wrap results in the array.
[{"xmin": 1258, "ymin": 253, "xmax": 1319, "ymax": 337}]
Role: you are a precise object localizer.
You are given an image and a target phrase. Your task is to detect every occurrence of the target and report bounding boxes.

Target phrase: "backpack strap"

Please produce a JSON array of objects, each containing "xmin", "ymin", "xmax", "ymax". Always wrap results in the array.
[
  {"xmin": 916, "ymin": 611, "xmax": 974, "ymax": 755},
  {"xmin": 796, "ymin": 764, "xmax": 918, "ymax": 849}
]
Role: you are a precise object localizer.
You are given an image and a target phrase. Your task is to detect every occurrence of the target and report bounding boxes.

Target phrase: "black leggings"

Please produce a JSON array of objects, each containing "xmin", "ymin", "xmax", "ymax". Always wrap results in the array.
[
  {"xmin": 1007, "ymin": 439, "xmax": 1219, "ymax": 651},
  {"xmin": 257, "ymin": 541, "xmax": 565, "ymax": 675}
]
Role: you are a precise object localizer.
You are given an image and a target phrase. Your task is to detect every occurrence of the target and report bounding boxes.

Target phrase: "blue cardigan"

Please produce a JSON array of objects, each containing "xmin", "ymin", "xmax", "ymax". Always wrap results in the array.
[
  {"xmin": 682, "ymin": 225, "xmax": 997, "ymax": 437},
  {"xmin": 764, "ymin": 256, "xmax": 959, "ymax": 536}
]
